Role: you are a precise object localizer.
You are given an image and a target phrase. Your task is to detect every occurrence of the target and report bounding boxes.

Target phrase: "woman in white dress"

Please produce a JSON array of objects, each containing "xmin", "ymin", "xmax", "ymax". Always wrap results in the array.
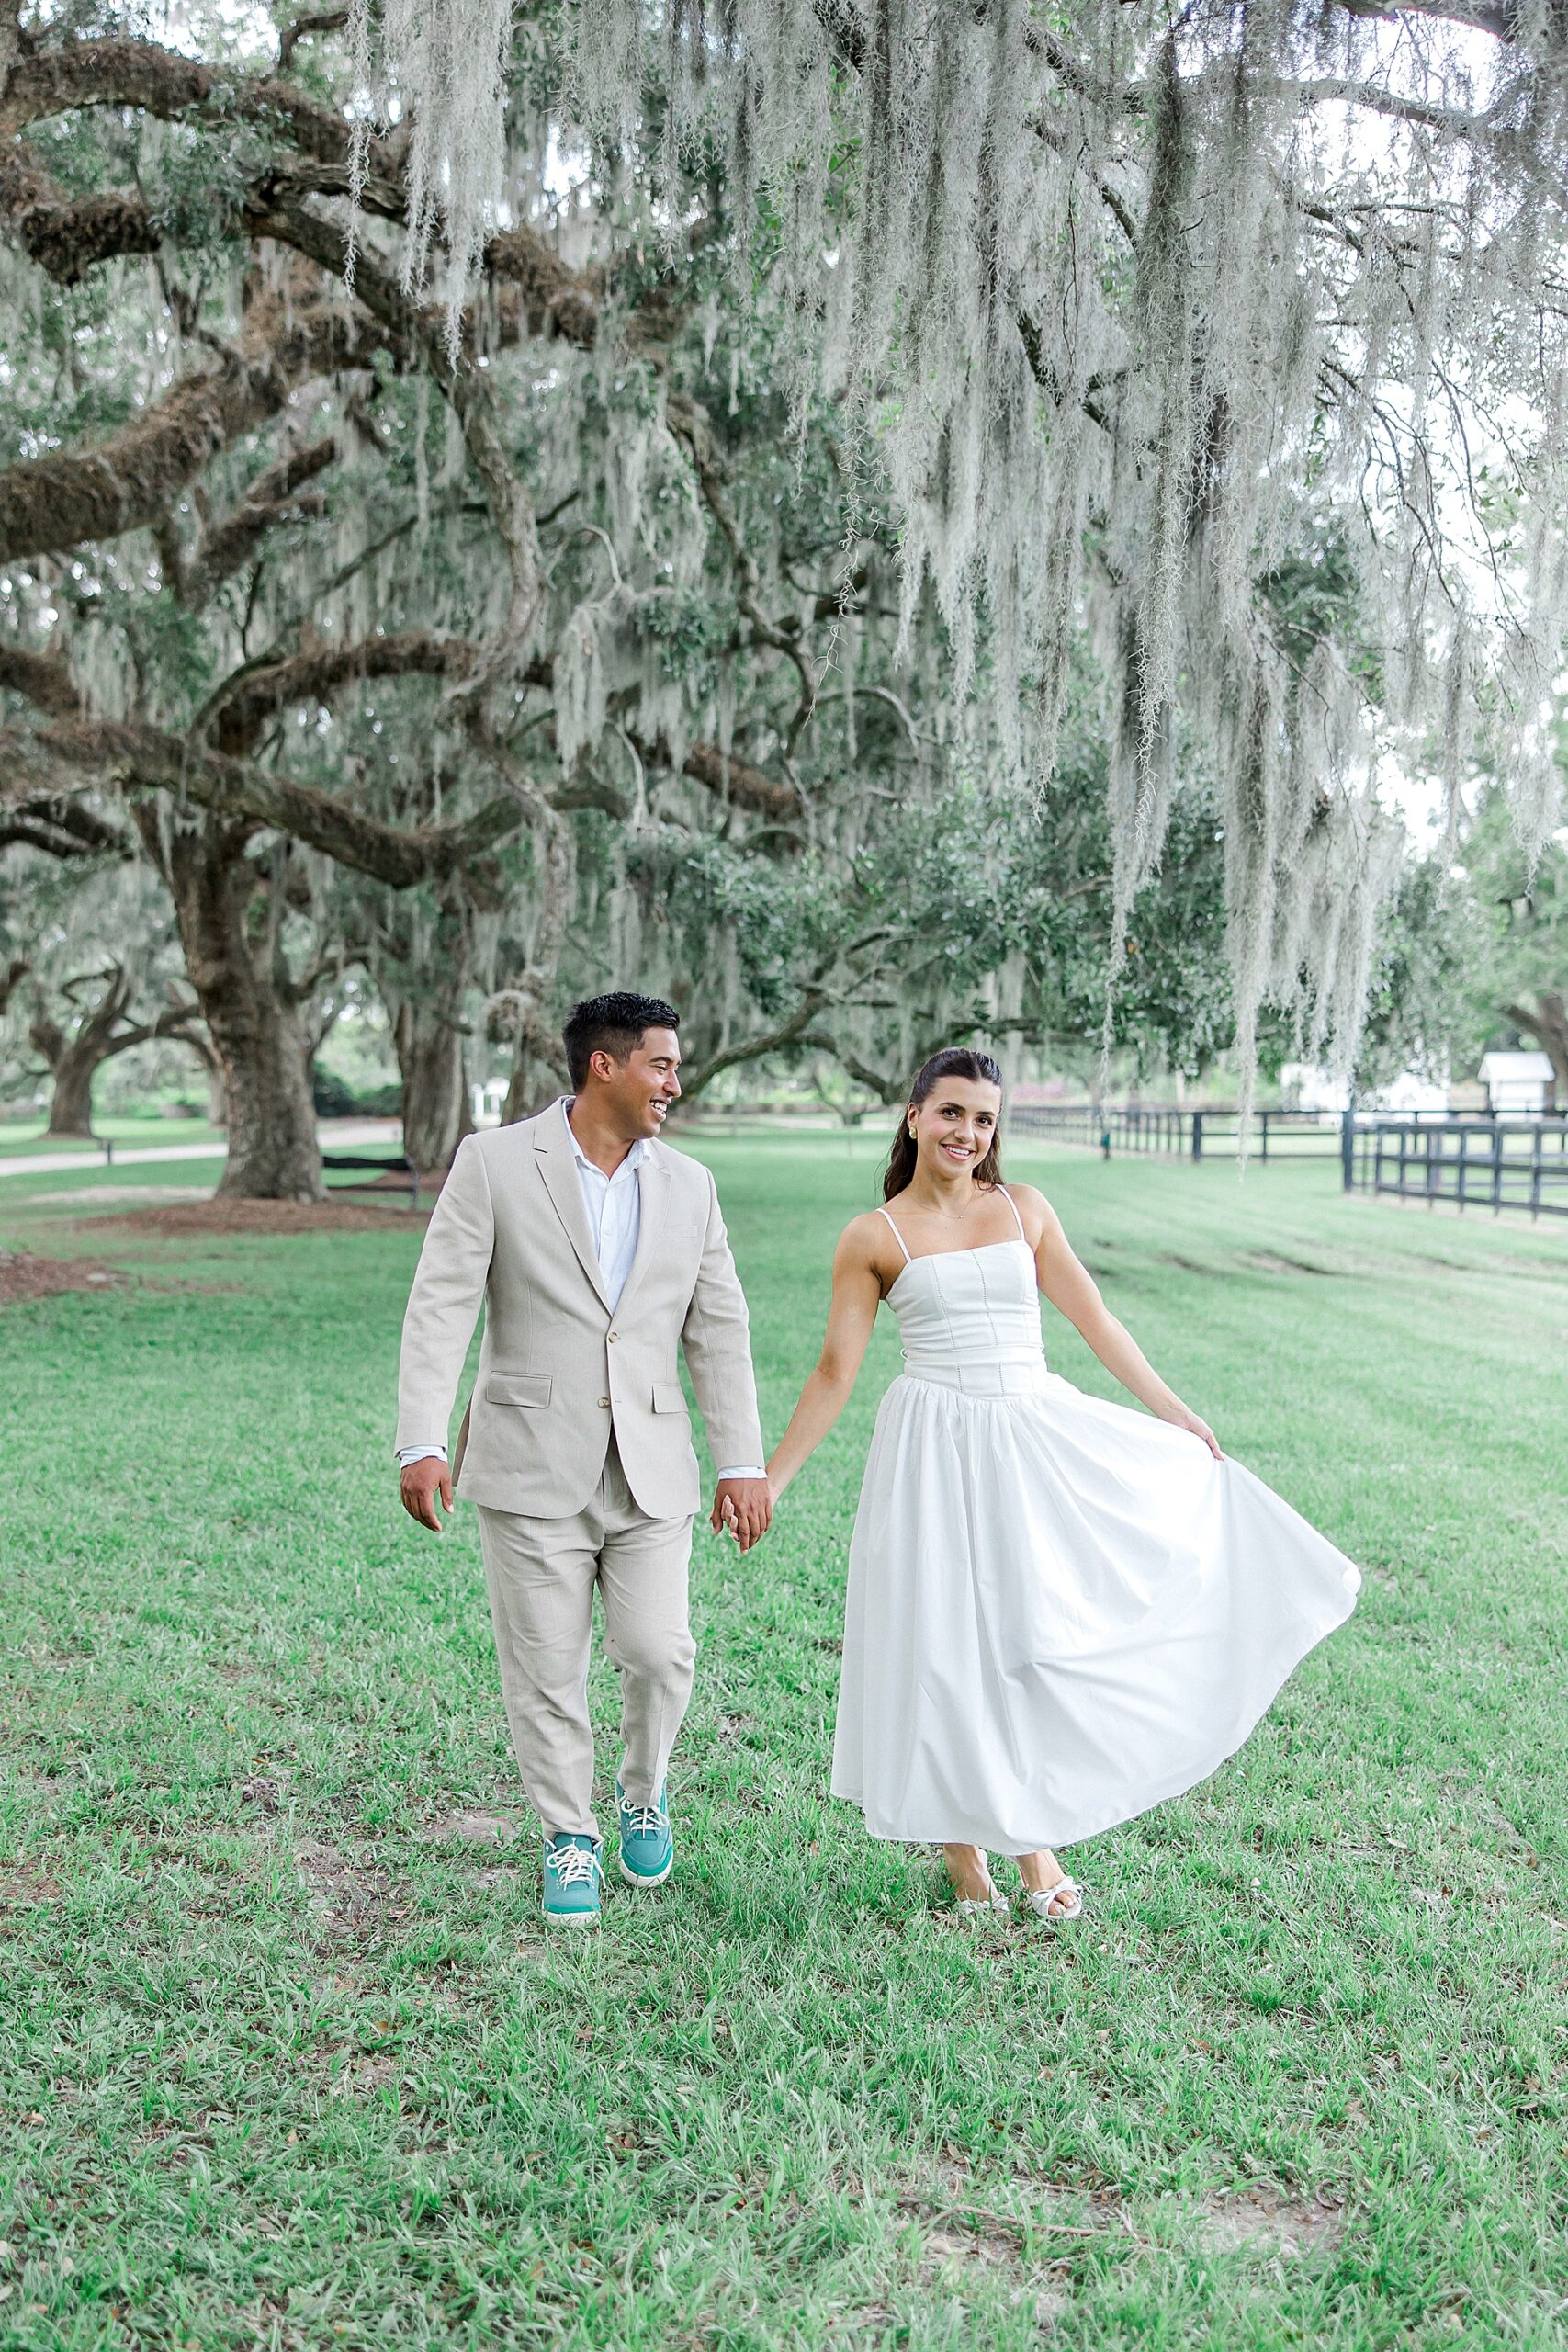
[{"xmin": 765, "ymin": 1048, "xmax": 1361, "ymax": 1924}]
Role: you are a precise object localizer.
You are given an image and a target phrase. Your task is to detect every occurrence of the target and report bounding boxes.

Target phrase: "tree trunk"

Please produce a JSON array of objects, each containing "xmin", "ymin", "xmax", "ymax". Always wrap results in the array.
[
  {"xmin": 499, "ymin": 972, "xmax": 570, "ymax": 1124},
  {"xmin": 43, "ymin": 1038, "xmax": 102, "ymax": 1136},
  {"xmin": 28, "ymin": 965, "xmax": 137, "ymax": 1137},
  {"xmin": 1529, "ymin": 991, "xmax": 1568, "ymax": 1104},
  {"xmin": 28, "ymin": 965, "xmax": 215, "ymax": 1138},
  {"xmin": 395, "ymin": 1005, "xmax": 472, "ymax": 1182},
  {"xmin": 372, "ymin": 905, "xmax": 473, "ymax": 1185},
  {"xmin": 497, "ymin": 815, "xmax": 573, "ymax": 1125},
  {"xmin": 160, "ymin": 814, "xmax": 325, "ymax": 1201}
]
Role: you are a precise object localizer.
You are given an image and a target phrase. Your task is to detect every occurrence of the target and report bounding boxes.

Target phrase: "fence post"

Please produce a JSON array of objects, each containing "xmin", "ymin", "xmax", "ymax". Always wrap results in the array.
[
  {"xmin": 1531, "ymin": 1124, "xmax": 1543, "ymax": 1221},
  {"xmin": 1191, "ymin": 1110, "xmax": 1203, "ymax": 1163},
  {"xmin": 104, "ymin": 1136, "xmax": 114, "ymax": 1167},
  {"xmin": 1260, "ymin": 1110, "xmax": 1269, "ymax": 1163},
  {"xmin": 1492, "ymin": 1123, "xmax": 1504, "ymax": 1216},
  {"xmin": 1340, "ymin": 1107, "xmax": 1354, "ymax": 1191}
]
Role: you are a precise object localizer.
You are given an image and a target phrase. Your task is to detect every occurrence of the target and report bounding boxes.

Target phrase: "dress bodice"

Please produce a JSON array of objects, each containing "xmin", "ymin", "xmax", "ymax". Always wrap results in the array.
[{"xmin": 884, "ymin": 1238, "xmax": 1046, "ymax": 1390}]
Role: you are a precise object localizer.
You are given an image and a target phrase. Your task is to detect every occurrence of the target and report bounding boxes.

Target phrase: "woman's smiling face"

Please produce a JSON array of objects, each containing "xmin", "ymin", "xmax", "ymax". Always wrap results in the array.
[{"xmin": 909, "ymin": 1076, "xmax": 1002, "ymax": 1177}]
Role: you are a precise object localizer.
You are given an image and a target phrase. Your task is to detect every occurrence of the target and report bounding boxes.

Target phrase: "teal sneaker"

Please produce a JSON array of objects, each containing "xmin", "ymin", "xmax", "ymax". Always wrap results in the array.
[
  {"xmin": 541, "ymin": 1833, "xmax": 603, "ymax": 1927},
  {"xmin": 615, "ymin": 1780, "xmax": 674, "ymax": 1889}
]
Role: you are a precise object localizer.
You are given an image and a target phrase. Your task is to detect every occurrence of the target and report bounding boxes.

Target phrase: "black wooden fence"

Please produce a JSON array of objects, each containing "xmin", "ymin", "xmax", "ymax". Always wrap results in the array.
[
  {"xmin": 1009, "ymin": 1102, "xmax": 1341, "ymax": 1161},
  {"xmin": 1348, "ymin": 1115, "xmax": 1568, "ymax": 1219},
  {"xmin": 1010, "ymin": 1102, "xmax": 1568, "ymax": 1218}
]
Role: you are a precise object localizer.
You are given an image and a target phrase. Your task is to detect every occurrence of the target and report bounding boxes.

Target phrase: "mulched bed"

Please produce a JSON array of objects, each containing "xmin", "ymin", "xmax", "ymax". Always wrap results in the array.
[
  {"xmin": 82, "ymin": 1198, "xmax": 426, "ymax": 1238},
  {"xmin": 0, "ymin": 1250, "xmax": 126, "ymax": 1306}
]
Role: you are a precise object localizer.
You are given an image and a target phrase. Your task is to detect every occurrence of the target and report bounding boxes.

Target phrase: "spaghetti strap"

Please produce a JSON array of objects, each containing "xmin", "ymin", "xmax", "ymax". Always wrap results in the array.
[
  {"xmin": 876, "ymin": 1206, "xmax": 912, "ymax": 1263},
  {"xmin": 998, "ymin": 1185, "xmax": 1028, "ymax": 1244}
]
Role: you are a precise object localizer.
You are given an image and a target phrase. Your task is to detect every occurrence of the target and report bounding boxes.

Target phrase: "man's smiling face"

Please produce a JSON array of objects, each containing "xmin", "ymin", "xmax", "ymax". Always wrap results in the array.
[{"xmin": 594, "ymin": 1026, "xmax": 682, "ymax": 1139}]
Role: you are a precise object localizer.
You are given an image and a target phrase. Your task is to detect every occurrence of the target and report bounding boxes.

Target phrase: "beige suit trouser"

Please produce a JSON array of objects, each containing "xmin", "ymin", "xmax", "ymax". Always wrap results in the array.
[{"xmin": 476, "ymin": 1436, "xmax": 696, "ymax": 1841}]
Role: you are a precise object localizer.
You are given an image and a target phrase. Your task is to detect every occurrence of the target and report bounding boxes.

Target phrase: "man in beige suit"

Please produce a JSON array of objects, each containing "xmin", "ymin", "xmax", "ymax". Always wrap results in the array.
[{"xmin": 396, "ymin": 991, "xmax": 770, "ymax": 1927}]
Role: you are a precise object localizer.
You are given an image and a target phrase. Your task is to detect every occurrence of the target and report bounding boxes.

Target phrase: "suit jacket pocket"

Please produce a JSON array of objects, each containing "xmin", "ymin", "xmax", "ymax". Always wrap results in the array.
[
  {"xmin": 651, "ymin": 1383, "xmax": 687, "ymax": 1414},
  {"xmin": 485, "ymin": 1374, "xmax": 552, "ymax": 1408}
]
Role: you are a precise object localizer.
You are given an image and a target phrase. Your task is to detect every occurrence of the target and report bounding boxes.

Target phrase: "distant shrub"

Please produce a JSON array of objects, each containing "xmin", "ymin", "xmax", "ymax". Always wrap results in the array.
[
  {"xmin": 311, "ymin": 1068, "xmax": 357, "ymax": 1118},
  {"xmin": 311, "ymin": 1069, "xmax": 404, "ymax": 1118}
]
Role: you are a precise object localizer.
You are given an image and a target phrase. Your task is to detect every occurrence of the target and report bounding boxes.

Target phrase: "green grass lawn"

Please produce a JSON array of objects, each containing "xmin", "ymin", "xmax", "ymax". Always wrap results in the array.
[
  {"xmin": 2, "ymin": 1139, "xmax": 1565, "ymax": 2350},
  {"xmin": 0, "ymin": 1119, "xmax": 229, "ymax": 1159}
]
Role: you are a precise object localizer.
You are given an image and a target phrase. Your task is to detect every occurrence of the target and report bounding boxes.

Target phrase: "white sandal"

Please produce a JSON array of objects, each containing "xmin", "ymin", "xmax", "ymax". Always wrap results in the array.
[
  {"xmin": 952, "ymin": 1880, "xmax": 1010, "ymax": 1921},
  {"xmin": 1017, "ymin": 1875, "xmax": 1083, "ymax": 1924}
]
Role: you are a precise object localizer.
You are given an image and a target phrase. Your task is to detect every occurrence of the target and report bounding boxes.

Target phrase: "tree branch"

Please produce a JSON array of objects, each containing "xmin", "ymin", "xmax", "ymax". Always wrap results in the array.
[
  {"xmin": 678, "ymin": 995, "xmax": 829, "ymax": 1099},
  {"xmin": 0, "ymin": 719, "xmax": 524, "ymax": 888},
  {"xmin": 0, "ymin": 954, "xmax": 28, "ymax": 1016},
  {"xmin": 0, "ymin": 792, "xmax": 132, "ymax": 860},
  {"xmin": 243, "ymin": 193, "xmax": 546, "ymax": 649},
  {"xmin": 0, "ymin": 643, "xmax": 82, "ymax": 716},
  {"xmin": 276, "ymin": 8, "xmax": 349, "ymax": 71},
  {"xmin": 623, "ymin": 729, "xmax": 803, "ymax": 825},
  {"xmin": 0, "ymin": 38, "xmax": 398, "ymax": 181},
  {"xmin": 196, "ymin": 623, "xmax": 804, "ymax": 826},
  {"xmin": 165, "ymin": 435, "xmax": 339, "ymax": 605},
  {"xmin": 0, "ymin": 281, "xmax": 384, "ymax": 565},
  {"xmin": 0, "ymin": 142, "xmax": 161, "ymax": 282}
]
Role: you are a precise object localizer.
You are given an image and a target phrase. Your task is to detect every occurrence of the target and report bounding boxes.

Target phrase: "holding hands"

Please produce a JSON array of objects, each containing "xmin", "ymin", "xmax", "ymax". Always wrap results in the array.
[{"xmin": 710, "ymin": 1475, "xmax": 773, "ymax": 1552}]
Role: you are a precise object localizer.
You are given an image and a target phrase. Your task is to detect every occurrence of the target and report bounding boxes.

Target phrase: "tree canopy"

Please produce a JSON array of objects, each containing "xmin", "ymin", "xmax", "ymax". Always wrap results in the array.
[{"xmin": 2, "ymin": 0, "xmax": 1564, "ymax": 1187}]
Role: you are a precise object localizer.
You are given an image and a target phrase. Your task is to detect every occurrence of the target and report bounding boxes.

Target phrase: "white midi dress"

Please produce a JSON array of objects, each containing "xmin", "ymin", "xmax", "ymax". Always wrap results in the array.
[{"xmin": 829, "ymin": 1200, "xmax": 1362, "ymax": 1854}]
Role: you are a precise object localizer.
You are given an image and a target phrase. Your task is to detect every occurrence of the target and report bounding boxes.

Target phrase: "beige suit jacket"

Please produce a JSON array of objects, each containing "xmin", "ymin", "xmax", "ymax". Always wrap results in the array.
[{"xmin": 394, "ymin": 1106, "xmax": 764, "ymax": 1519}]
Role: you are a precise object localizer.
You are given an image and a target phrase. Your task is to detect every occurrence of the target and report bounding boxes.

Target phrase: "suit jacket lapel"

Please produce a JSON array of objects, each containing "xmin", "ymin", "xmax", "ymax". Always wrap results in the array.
[
  {"xmin": 533, "ymin": 1114, "xmax": 613, "ymax": 1312},
  {"xmin": 613, "ymin": 1153, "xmax": 671, "ymax": 1323}
]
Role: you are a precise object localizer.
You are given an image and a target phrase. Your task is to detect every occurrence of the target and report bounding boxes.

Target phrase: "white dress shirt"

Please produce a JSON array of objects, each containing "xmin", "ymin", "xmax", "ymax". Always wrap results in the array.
[{"xmin": 400, "ymin": 1097, "xmax": 764, "ymax": 1480}]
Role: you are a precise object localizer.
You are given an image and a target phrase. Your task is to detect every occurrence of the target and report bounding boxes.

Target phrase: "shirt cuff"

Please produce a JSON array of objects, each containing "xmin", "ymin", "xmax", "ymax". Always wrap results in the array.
[
  {"xmin": 715, "ymin": 1464, "xmax": 767, "ymax": 1481},
  {"xmin": 398, "ymin": 1445, "xmax": 448, "ymax": 1466}
]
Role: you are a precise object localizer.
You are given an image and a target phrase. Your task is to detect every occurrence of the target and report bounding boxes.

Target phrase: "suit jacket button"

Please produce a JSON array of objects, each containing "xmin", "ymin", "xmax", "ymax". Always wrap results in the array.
[
  {"xmin": 598, "ymin": 1396, "xmax": 610, "ymax": 1408},
  {"xmin": 607, "ymin": 1331, "xmax": 618, "ymax": 1343}
]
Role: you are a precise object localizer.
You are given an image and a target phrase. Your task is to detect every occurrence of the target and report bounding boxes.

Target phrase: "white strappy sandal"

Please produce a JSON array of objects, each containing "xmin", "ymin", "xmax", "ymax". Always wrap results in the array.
[
  {"xmin": 945, "ymin": 1858, "xmax": 1010, "ymax": 1921},
  {"xmin": 1017, "ymin": 1875, "xmax": 1084, "ymax": 1925},
  {"xmin": 953, "ymin": 1883, "xmax": 1010, "ymax": 1921}
]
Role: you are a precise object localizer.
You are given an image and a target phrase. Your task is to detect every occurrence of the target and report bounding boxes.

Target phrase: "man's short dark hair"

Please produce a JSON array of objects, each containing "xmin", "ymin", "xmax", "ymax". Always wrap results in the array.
[{"xmin": 563, "ymin": 992, "xmax": 682, "ymax": 1092}]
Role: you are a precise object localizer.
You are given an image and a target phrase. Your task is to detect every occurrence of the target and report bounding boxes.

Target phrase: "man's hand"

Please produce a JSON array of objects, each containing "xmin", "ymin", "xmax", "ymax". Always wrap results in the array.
[
  {"xmin": 709, "ymin": 1476, "xmax": 772, "ymax": 1553},
  {"xmin": 400, "ymin": 1457, "xmax": 454, "ymax": 1532}
]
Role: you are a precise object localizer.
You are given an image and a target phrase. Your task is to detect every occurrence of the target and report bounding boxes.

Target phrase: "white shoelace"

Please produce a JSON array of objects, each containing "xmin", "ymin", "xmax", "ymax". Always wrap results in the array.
[
  {"xmin": 622, "ymin": 1804, "xmax": 667, "ymax": 1838},
  {"xmin": 550, "ymin": 1841, "xmax": 601, "ymax": 1886}
]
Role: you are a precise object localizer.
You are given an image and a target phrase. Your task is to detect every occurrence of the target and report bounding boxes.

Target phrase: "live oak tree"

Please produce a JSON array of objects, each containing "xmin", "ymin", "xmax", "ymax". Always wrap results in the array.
[
  {"xmin": 0, "ymin": 2, "xmax": 821, "ymax": 1189},
  {"xmin": 0, "ymin": 0, "xmax": 982, "ymax": 1192},
  {"xmin": 0, "ymin": 853, "xmax": 211, "ymax": 1136}
]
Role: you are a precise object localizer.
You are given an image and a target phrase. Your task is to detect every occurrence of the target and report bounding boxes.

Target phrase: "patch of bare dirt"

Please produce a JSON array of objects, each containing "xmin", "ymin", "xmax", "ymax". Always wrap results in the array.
[
  {"xmin": 326, "ymin": 2050, "xmax": 400, "ymax": 2099},
  {"xmin": 1195, "ymin": 2187, "xmax": 1348, "ymax": 2258},
  {"xmin": 414, "ymin": 1809, "xmax": 519, "ymax": 1846},
  {"xmin": 897, "ymin": 2199, "xmax": 1072, "ymax": 2330},
  {"xmin": 1240, "ymin": 1250, "xmax": 1349, "ymax": 1277},
  {"xmin": 0, "ymin": 1249, "xmax": 124, "ymax": 1305},
  {"xmin": 83, "ymin": 1198, "xmax": 426, "ymax": 1238},
  {"xmin": 0, "ymin": 1863, "xmax": 64, "ymax": 1906},
  {"xmin": 295, "ymin": 1841, "xmax": 406, "ymax": 1943}
]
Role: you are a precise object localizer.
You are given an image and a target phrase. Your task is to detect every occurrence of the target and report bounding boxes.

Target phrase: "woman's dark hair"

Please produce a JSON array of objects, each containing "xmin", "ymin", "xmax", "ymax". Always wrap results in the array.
[{"xmin": 883, "ymin": 1047, "xmax": 1005, "ymax": 1201}]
